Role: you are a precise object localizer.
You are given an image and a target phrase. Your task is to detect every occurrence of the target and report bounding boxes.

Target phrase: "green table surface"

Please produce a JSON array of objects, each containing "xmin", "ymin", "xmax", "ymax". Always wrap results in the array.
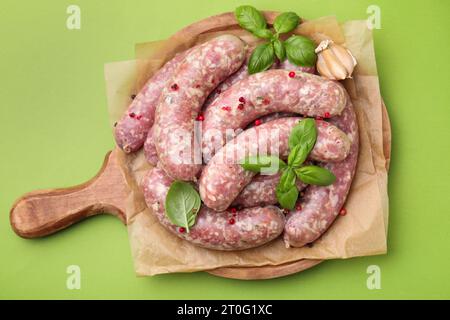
[{"xmin": 1, "ymin": 0, "xmax": 449, "ymax": 299}]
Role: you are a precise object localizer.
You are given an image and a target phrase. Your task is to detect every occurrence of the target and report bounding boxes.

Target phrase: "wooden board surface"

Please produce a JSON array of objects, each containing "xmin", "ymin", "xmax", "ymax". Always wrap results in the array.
[{"xmin": 9, "ymin": 12, "xmax": 391, "ymax": 280}]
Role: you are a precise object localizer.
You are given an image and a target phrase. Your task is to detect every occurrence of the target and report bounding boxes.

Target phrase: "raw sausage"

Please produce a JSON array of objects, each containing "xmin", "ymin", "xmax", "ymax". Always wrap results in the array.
[
  {"xmin": 144, "ymin": 43, "xmax": 251, "ymax": 166},
  {"xmin": 202, "ymin": 69, "xmax": 347, "ymax": 160},
  {"xmin": 143, "ymin": 126, "xmax": 158, "ymax": 166},
  {"xmin": 204, "ymin": 53, "xmax": 316, "ymax": 110},
  {"xmin": 153, "ymin": 35, "xmax": 246, "ymax": 181},
  {"xmin": 141, "ymin": 44, "xmax": 315, "ymax": 165},
  {"xmin": 248, "ymin": 112, "xmax": 296, "ymax": 128},
  {"xmin": 202, "ymin": 45, "xmax": 255, "ymax": 109},
  {"xmin": 277, "ymin": 60, "xmax": 316, "ymax": 74},
  {"xmin": 142, "ymin": 167, "xmax": 285, "ymax": 251},
  {"xmin": 199, "ymin": 117, "xmax": 351, "ymax": 212},
  {"xmin": 114, "ymin": 50, "xmax": 188, "ymax": 153},
  {"xmin": 283, "ymin": 95, "xmax": 359, "ymax": 247}
]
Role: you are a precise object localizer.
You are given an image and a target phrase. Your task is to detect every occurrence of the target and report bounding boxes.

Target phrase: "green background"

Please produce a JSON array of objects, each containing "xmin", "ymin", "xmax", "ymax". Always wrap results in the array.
[{"xmin": 1, "ymin": 0, "xmax": 449, "ymax": 299}]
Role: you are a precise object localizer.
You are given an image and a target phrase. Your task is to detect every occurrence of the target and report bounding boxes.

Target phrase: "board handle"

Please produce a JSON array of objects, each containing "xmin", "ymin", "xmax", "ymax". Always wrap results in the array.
[{"xmin": 10, "ymin": 150, "xmax": 129, "ymax": 238}]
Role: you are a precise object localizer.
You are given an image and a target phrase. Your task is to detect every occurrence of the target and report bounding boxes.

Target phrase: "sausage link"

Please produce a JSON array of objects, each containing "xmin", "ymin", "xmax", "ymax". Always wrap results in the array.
[
  {"xmin": 204, "ymin": 54, "xmax": 316, "ymax": 110},
  {"xmin": 283, "ymin": 95, "xmax": 359, "ymax": 247},
  {"xmin": 122, "ymin": 42, "xmax": 315, "ymax": 158},
  {"xmin": 142, "ymin": 167, "xmax": 285, "ymax": 251},
  {"xmin": 143, "ymin": 126, "xmax": 158, "ymax": 166},
  {"xmin": 114, "ymin": 50, "xmax": 187, "ymax": 153},
  {"xmin": 144, "ymin": 42, "xmax": 251, "ymax": 166},
  {"xmin": 202, "ymin": 69, "xmax": 347, "ymax": 160},
  {"xmin": 277, "ymin": 60, "xmax": 316, "ymax": 74},
  {"xmin": 249, "ymin": 112, "xmax": 296, "ymax": 128},
  {"xmin": 153, "ymin": 35, "xmax": 246, "ymax": 181},
  {"xmin": 202, "ymin": 46, "xmax": 254, "ymax": 109},
  {"xmin": 199, "ymin": 117, "xmax": 351, "ymax": 212}
]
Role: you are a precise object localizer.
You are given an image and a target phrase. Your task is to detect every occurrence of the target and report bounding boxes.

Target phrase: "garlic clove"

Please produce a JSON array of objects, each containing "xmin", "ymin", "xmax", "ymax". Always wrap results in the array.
[
  {"xmin": 322, "ymin": 49, "xmax": 348, "ymax": 80},
  {"xmin": 317, "ymin": 54, "xmax": 335, "ymax": 80},
  {"xmin": 331, "ymin": 44, "xmax": 357, "ymax": 75},
  {"xmin": 315, "ymin": 40, "xmax": 357, "ymax": 80}
]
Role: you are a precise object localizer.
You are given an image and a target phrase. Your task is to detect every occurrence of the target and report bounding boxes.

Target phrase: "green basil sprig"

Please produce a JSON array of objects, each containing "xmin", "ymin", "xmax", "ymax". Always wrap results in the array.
[
  {"xmin": 273, "ymin": 12, "xmax": 300, "ymax": 34},
  {"xmin": 235, "ymin": 5, "xmax": 267, "ymax": 34},
  {"xmin": 273, "ymin": 38, "xmax": 286, "ymax": 61},
  {"xmin": 234, "ymin": 5, "xmax": 317, "ymax": 74},
  {"xmin": 248, "ymin": 43, "xmax": 275, "ymax": 74},
  {"xmin": 240, "ymin": 118, "xmax": 336, "ymax": 209},
  {"xmin": 253, "ymin": 28, "xmax": 273, "ymax": 39},
  {"xmin": 288, "ymin": 118, "xmax": 317, "ymax": 152},
  {"xmin": 295, "ymin": 166, "xmax": 336, "ymax": 186},
  {"xmin": 288, "ymin": 144, "xmax": 308, "ymax": 168},
  {"xmin": 285, "ymin": 35, "xmax": 317, "ymax": 67},
  {"xmin": 165, "ymin": 181, "xmax": 201, "ymax": 232},
  {"xmin": 276, "ymin": 168, "xmax": 298, "ymax": 210}
]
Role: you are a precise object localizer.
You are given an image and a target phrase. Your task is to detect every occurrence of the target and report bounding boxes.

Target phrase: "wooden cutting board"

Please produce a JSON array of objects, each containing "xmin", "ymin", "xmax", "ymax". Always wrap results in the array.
[{"xmin": 9, "ymin": 12, "xmax": 391, "ymax": 280}]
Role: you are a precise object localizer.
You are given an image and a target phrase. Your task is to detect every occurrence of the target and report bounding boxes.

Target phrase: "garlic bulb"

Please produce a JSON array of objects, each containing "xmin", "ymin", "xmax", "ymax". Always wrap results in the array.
[{"xmin": 315, "ymin": 40, "xmax": 357, "ymax": 80}]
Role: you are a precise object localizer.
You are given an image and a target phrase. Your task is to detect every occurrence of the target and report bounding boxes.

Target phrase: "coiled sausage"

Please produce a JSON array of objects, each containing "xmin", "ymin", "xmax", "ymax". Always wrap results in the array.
[
  {"xmin": 114, "ymin": 50, "xmax": 188, "ymax": 153},
  {"xmin": 142, "ymin": 167, "xmax": 285, "ymax": 250},
  {"xmin": 283, "ymin": 95, "xmax": 359, "ymax": 247},
  {"xmin": 202, "ymin": 69, "xmax": 347, "ymax": 160},
  {"xmin": 153, "ymin": 35, "xmax": 246, "ymax": 181},
  {"xmin": 199, "ymin": 117, "xmax": 351, "ymax": 212}
]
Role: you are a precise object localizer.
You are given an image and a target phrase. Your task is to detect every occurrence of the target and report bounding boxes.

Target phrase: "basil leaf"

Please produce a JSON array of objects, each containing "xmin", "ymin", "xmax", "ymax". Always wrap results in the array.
[
  {"xmin": 253, "ymin": 28, "xmax": 273, "ymax": 39},
  {"xmin": 241, "ymin": 155, "xmax": 287, "ymax": 174},
  {"xmin": 273, "ymin": 38, "xmax": 286, "ymax": 61},
  {"xmin": 287, "ymin": 144, "xmax": 308, "ymax": 168},
  {"xmin": 165, "ymin": 181, "xmax": 201, "ymax": 232},
  {"xmin": 235, "ymin": 5, "xmax": 267, "ymax": 33},
  {"xmin": 274, "ymin": 12, "xmax": 300, "ymax": 34},
  {"xmin": 295, "ymin": 165, "xmax": 336, "ymax": 186},
  {"xmin": 279, "ymin": 168, "xmax": 297, "ymax": 190},
  {"xmin": 285, "ymin": 35, "xmax": 317, "ymax": 67},
  {"xmin": 248, "ymin": 43, "xmax": 275, "ymax": 74},
  {"xmin": 276, "ymin": 168, "xmax": 298, "ymax": 209},
  {"xmin": 277, "ymin": 185, "xmax": 298, "ymax": 210},
  {"xmin": 288, "ymin": 118, "xmax": 317, "ymax": 154}
]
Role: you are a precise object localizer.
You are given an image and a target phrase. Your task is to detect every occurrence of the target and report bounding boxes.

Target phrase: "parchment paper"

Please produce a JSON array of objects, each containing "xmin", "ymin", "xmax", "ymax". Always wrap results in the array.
[{"xmin": 104, "ymin": 16, "xmax": 389, "ymax": 276}]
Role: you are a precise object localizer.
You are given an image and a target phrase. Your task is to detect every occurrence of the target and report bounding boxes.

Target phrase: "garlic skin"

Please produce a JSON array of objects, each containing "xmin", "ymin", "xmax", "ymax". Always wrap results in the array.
[{"xmin": 315, "ymin": 40, "xmax": 357, "ymax": 80}]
